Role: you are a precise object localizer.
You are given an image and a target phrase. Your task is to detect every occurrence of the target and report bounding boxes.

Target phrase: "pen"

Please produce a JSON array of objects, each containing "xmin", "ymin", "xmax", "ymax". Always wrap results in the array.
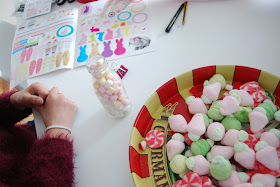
[
  {"xmin": 182, "ymin": 1, "xmax": 188, "ymax": 25},
  {"xmin": 165, "ymin": 3, "xmax": 185, "ymax": 33}
]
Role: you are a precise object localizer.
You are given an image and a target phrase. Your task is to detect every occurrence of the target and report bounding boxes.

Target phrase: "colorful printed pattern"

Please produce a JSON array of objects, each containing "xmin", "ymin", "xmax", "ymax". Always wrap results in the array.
[{"xmin": 129, "ymin": 65, "xmax": 280, "ymax": 187}]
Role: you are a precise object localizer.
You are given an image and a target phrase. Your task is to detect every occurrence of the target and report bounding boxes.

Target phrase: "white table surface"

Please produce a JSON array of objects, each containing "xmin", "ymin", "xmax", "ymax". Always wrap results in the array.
[{"xmin": 23, "ymin": 0, "xmax": 280, "ymax": 186}]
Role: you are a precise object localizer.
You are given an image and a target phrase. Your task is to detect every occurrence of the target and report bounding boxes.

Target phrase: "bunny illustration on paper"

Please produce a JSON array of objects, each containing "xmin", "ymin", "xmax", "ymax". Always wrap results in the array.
[
  {"xmin": 102, "ymin": 41, "xmax": 113, "ymax": 58},
  {"xmin": 89, "ymin": 43, "xmax": 100, "ymax": 58},
  {"xmin": 114, "ymin": 38, "xmax": 126, "ymax": 55},
  {"xmin": 77, "ymin": 45, "xmax": 88, "ymax": 63}
]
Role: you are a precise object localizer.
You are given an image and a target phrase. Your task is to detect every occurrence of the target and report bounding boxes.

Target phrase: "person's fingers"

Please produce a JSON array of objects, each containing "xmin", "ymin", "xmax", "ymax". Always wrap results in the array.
[
  {"xmin": 49, "ymin": 87, "xmax": 60, "ymax": 96},
  {"xmin": 31, "ymin": 82, "xmax": 49, "ymax": 100},
  {"xmin": 20, "ymin": 93, "xmax": 43, "ymax": 107}
]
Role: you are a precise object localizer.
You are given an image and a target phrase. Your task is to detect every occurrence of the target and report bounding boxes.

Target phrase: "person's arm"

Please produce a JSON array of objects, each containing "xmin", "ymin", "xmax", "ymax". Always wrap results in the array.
[
  {"xmin": 16, "ymin": 86, "xmax": 77, "ymax": 186},
  {"xmin": 16, "ymin": 137, "xmax": 74, "ymax": 186},
  {"xmin": 0, "ymin": 82, "xmax": 49, "ymax": 127},
  {"xmin": 0, "ymin": 90, "xmax": 32, "ymax": 126}
]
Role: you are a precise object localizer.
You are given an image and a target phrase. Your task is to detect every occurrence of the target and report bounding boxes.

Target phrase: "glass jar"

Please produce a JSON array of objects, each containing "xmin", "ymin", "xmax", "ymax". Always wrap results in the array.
[{"xmin": 86, "ymin": 55, "xmax": 131, "ymax": 118}]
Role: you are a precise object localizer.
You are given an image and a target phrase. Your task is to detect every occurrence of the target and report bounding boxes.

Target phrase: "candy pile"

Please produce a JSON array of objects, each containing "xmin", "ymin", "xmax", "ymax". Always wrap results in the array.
[
  {"xmin": 88, "ymin": 55, "xmax": 131, "ymax": 118},
  {"xmin": 140, "ymin": 74, "xmax": 280, "ymax": 187}
]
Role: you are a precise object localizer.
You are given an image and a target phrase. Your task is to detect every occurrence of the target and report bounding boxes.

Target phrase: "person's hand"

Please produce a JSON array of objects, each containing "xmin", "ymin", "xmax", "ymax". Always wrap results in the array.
[
  {"xmin": 35, "ymin": 87, "xmax": 77, "ymax": 139},
  {"xmin": 10, "ymin": 82, "xmax": 49, "ymax": 110}
]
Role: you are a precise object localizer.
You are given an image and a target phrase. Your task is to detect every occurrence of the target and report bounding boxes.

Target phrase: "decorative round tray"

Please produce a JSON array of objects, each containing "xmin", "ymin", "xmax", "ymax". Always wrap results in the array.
[{"xmin": 129, "ymin": 65, "xmax": 280, "ymax": 187}]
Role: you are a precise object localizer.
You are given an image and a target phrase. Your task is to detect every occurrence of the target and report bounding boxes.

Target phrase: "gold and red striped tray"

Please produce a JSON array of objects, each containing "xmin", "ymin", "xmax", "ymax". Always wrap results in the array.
[{"xmin": 129, "ymin": 65, "xmax": 280, "ymax": 187}]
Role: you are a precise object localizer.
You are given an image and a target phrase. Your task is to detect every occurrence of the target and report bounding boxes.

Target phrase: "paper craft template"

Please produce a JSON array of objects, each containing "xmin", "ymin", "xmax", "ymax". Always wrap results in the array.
[
  {"xmin": 10, "ymin": 0, "xmax": 155, "ymax": 89},
  {"xmin": 23, "ymin": 0, "xmax": 53, "ymax": 19},
  {"xmin": 74, "ymin": 0, "xmax": 155, "ymax": 67},
  {"xmin": 10, "ymin": 8, "xmax": 78, "ymax": 89}
]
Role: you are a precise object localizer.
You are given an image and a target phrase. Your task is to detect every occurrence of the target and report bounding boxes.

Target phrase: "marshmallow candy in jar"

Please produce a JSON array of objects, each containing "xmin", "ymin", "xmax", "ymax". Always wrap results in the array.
[{"xmin": 86, "ymin": 55, "xmax": 131, "ymax": 118}]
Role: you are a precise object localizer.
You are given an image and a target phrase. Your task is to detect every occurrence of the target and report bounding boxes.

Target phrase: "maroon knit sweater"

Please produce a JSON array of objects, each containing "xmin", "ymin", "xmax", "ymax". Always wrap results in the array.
[{"xmin": 0, "ymin": 91, "xmax": 74, "ymax": 187}]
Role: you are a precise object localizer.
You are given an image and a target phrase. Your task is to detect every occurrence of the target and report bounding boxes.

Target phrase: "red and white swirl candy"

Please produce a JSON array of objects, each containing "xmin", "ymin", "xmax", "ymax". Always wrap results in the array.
[
  {"xmin": 181, "ymin": 172, "xmax": 202, "ymax": 187},
  {"xmin": 145, "ymin": 130, "xmax": 166, "ymax": 149}
]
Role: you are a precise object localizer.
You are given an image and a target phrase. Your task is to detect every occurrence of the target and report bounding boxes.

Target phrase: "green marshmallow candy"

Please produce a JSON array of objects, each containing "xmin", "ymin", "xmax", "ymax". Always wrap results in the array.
[
  {"xmin": 200, "ymin": 113, "xmax": 211, "ymax": 128},
  {"xmin": 191, "ymin": 139, "xmax": 210, "ymax": 156},
  {"xmin": 210, "ymin": 156, "xmax": 232, "ymax": 180},
  {"xmin": 221, "ymin": 116, "xmax": 242, "ymax": 131},
  {"xmin": 170, "ymin": 154, "xmax": 188, "ymax": 174},
  {"xmin": 208, "ymin": 101, "xmax": 225, "ymax": 121},
  {"xmin": 258, "ymin": 102, "xmax": 275, "ymax": 121},
  {"xmin": 234, "ymin": 106, "xmax": 252, "ymax": 123}
]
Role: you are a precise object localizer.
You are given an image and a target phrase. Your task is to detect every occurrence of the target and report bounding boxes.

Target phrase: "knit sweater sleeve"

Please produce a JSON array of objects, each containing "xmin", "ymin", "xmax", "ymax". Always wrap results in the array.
[
  {"xmin": 0, "ymin": 91, "xmax": 32, "ymax": 126},
  {"xmin": 17, "ymin": 137, "xmax": 75, "ymax": 186}
]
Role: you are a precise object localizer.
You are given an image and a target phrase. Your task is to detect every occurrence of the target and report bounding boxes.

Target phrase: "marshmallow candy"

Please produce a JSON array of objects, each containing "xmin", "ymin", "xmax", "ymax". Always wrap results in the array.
[
  {"xmin": 251, "ymin": 174, "xmax": 276, "ymax": 187},
  {"xmin": 220, "ymin": 96, "xmax": 240, "ymax": 115},
  {"xmin": 191, "ymin": 139, "xmax": 213, "ymax": 156},
  {"xmin": 168, "ymin": 114, "xmax": 188, "ymax": 133},
  {"xmin": 260, "ymin": 131, "xmax": 279, "ymax": 148},
  {"xmin": 234, "ymin": 142, "xmax": 256, "ymax": 170},
  {"xmin": 166, "ymin": 139, "xmax": 185, "ymax": 161},
  {"xmin": 234, "ymin": 106, "xmax": 252, "ymax": 123},
  {"xmin": 202, "ymin": 82, "xmax": 222, "ymax": 103},
  {"xmin": 249, "ymin": 111, "xmax": 269, "ymax": 133},
  {"xmin": 218, "ymin": 171, "xmax": 249, "ymax": 187},
  {"xmin": 186, "ymin": 96, "xmax": 208, "ymax": 114},
  {"xmin": 255, "ymin": 141, "xmax": 279, "ymax": 171},
  {"xmin": 209, "ymin": 74, "xmax": 227, "ymax": 89},
  {"xmin": 210, "ymin": 156, "xmax": 232, "ymax": 180},
  {"xmin": 257, "ymin": 102, "xmax": 275, "ymax": 121},
  {"xmin": 208, "ymin": 100, "xmax": 225, "ymax": 121},
  {"xmin": 170, "ymin": 154, "xmax": 188, "ymax": 174},
  {"xmin": 221, "ymin": 129, "xmax": 248, "ymax": 147},
  {"xmin": 210, "ymin": 145, "xmax": 235, "ymax": 160},
  {"xmin": 233, "ymin": 183, "xmax": 253, "ymax": 187},
  {"xmin": 186, "ymin": 113, "xmax": 206, "ymax": 138},
  {"xmin": 186, "ymin": 155, "xmax": 210, "ymax": 175},
  {"xmin": 221, "ymin": 115, "xmax": 242, "ymax": 131},
  {"xmin": 238, "ymin": 90, "xmax": 254, "ymax": 107},
  {"xmin": 207, "ymin": 122, "xmax": 225, "ymax": 141}
]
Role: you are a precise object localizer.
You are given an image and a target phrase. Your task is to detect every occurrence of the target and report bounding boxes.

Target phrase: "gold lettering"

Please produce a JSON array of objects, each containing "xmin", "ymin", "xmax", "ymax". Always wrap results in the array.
[
  {"xmin": 151, "ymin": 150, "xmax": 163, "ymax": 159},
  {"xmin": 154, "ymin": 125, "xmax": 165, "ymax": 132},
  {"xmin": 152, "ymin": 160, "xmax": 164, "ymax": 172},
  {"xmin": 157, "ymin": 181, "xmax": 169, "ymax": 187},
  {"xmin": 154, "ymin": 173, "xmax": 167, "ymax": 183}
]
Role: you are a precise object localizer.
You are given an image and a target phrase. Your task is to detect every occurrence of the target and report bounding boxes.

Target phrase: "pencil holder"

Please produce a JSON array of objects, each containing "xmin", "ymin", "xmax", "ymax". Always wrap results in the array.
[{"xmin": 86, "ymin": 55, "xmax": 131, "ymax": 118}]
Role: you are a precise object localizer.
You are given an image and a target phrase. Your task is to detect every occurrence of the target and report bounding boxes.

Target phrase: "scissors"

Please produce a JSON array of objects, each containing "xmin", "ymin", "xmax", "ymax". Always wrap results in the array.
[{"xmin": 56, "ymin": 0, "xmax": 76, "ymax": 6}]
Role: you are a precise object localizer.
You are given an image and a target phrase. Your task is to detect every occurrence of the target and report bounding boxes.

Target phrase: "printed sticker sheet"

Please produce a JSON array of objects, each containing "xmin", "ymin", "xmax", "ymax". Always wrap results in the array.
[
  {"xmin": 10, "ymin": 8, "xmax": 78, "ymax": 89},
  {"xmin": 23, "ymin": 0, "xmax": 53, "ymax": 19},
  {"xmin": 10, "ymin": 0, "xmax": 155, "ymax": 88},
  {"xmin": 75, "ymin": 0, "xmax": 155, "ymax": 67}
]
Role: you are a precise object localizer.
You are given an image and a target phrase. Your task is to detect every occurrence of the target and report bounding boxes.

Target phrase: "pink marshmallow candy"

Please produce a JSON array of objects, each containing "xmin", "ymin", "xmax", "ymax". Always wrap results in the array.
[
  {"xmin": 220, "ymin": 96, "xmax": 240, "ymax": 115},
  {"xmin": 249, "ymin": 111, "xmax": 269, "ymax": 133},
  {"xmin": 207, "ymin": 122, "xmax": 225, "ymax": 141},
  {"xmin": 188, "ymin": 98, "xmax": 208, "ymax": 114},
  {"xmin": 260, "ymin": 132, "xmax": 279, "ymax": 148},
  {"xmin": 186, "ymin": 155, "xmax": 210, "ymax": 175},
  {"xmin": 203, "ymin": 82, "xmax": 221, "ymax": 101},
  {"xmin": 233, "ymin": 183, "xmax": 253, "ymax": 187},
  {"xmin": 238, "ymin": 90, "xmax": 254, "ymax": 107},
  {"xmin": 211, "ymin": 145, "xmax": 235, "ymax": 160},
  {"xmin": 166, "ymin": 139, "xmax": 185, "ymax": 161},
  {"xmin": 168, "ymin": 114, "xmax": 188, "ymax": 133},
  {"xmin": 186, "ymin": 113, "xmax": 206, "ymax": 136},
  {"xmin": 256, "ymin": 144, "xmax": 279, "ymax": 171},
  {"xmin": 251, "ymin": 174, "xmax": 276, "ymax": 187},
  {"xmin": 218, "ymin": 170, "xmax": 246, "ymax": 187},
  {"xmin": 234, "ymin": 142, "xmax": 256, "ymax": 170},
  {"xmin": 221, "ymin": 129, "xmax": 248, "ymax": 147}
]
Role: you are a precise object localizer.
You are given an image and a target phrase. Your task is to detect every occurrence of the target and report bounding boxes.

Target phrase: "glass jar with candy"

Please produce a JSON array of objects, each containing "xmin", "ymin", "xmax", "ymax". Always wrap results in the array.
[{"xmin": 86, "ymin": 55, "xmax": 131, "ymax": 118}]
